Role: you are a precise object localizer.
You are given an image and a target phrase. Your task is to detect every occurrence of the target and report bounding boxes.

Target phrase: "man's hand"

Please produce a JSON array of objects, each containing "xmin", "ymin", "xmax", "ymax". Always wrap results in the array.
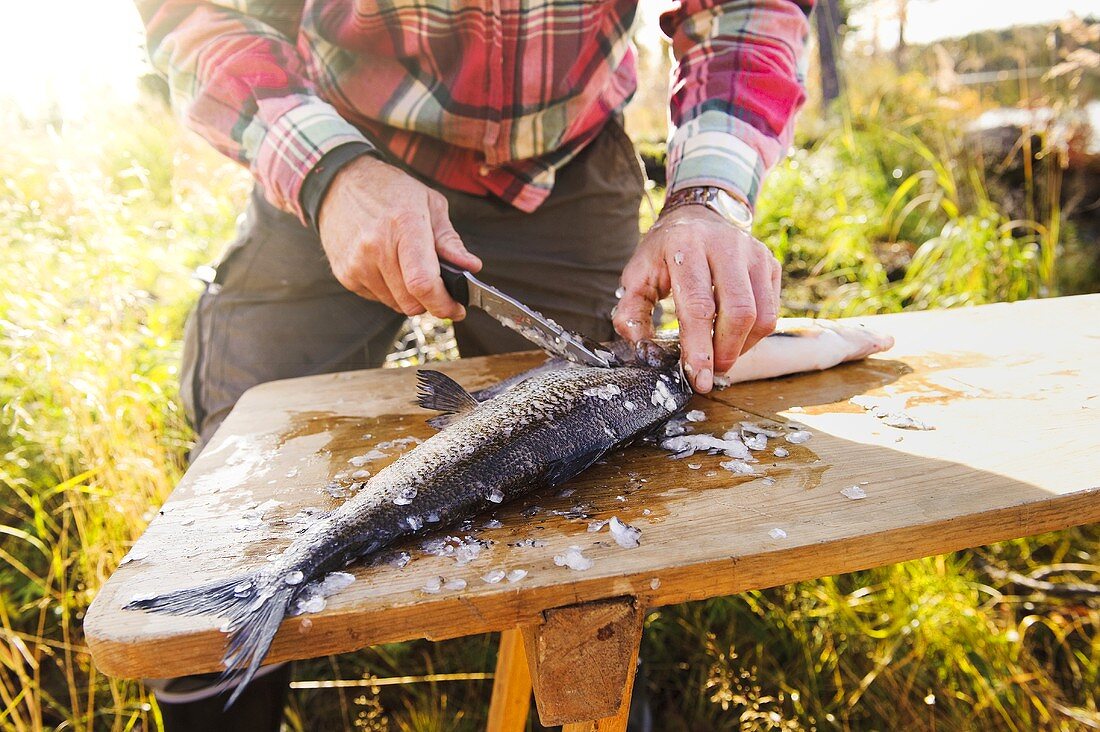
[
  {"xmin": 318, "ymin": 155, "xmax": 483, "ymax": 319},
  {"xmin": 613, "ymin": 205, "xmax": 781, "ymax": 393}
]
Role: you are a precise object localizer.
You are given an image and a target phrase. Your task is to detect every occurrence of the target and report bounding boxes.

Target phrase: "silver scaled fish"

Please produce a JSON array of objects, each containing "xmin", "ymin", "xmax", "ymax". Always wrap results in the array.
[{"xmin": 125, "ymin": 340, "xmax": 690, "ymax": 704}]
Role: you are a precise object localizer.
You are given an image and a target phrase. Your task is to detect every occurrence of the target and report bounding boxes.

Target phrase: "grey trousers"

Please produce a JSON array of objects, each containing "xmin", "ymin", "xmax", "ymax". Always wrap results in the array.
[
  {"xmin": 180, "ymin": 119, "xmax": 645, "ymax": 450},
  {"xmin": 152, "ymin": 119, "xmax": 645, "ymax": 720}
]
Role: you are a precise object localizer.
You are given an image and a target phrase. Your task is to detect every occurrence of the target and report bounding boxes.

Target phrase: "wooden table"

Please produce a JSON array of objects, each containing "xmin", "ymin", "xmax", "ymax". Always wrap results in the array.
[{"xmin": 85, "ymin": 296, "xmax": 1100, "ymax": 730}]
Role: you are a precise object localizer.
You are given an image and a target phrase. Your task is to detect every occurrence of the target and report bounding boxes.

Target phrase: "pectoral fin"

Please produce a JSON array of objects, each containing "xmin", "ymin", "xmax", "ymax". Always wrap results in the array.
[{"xmin": 542, "ymin": 446, "xmax": 610, "ymax": 488}]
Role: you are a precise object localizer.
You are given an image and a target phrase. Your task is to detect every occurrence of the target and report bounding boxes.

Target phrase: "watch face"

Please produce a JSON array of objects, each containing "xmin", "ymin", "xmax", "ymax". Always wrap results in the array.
[{"xmin": 713, "ymin": 190, "xmax": 753, "ymax": 229}]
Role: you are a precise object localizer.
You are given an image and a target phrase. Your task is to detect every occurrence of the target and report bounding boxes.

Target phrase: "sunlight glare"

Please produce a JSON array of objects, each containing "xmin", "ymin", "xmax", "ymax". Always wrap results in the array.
[
  {"xmin": 851, "ymin": 0, "xmax": 1097, "ymax": 49},
  {"xmin": 1, "ymin": 0, "xmax": 147, "ymax": 119}
]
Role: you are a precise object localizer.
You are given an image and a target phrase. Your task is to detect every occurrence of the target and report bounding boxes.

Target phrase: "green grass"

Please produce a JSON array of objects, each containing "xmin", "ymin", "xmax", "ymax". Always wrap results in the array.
[
  {"xmin": 752, "ymin": 66, "xmax": 1065, "ymax": 318},
  {"xmin": 1, "ymin": 81, "xmax": 1097, "ymax": 731},
  {"xmin": 0, "ymin": 103, "xmax": 249, "ymax": 730}
]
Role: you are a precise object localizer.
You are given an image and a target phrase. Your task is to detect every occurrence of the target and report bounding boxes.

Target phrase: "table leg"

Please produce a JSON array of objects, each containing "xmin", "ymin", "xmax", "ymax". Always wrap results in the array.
[
  {"xmin": 486, "ymin": 628, "xmax": 532, "ymax": 732},
  {"xmin": 520, "ymin": 596, "xmax": 643, "ymax": 730},
  {"xmin": 559, "ymin": 700, "xmax": 632, "ymax": 732}
]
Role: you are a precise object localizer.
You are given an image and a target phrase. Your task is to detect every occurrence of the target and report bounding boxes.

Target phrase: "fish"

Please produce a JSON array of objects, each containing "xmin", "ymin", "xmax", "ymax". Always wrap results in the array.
[
  {"xmin": 124, "ymin": 339, "xmax": 692, "ymax": 705},
  {"xmin": 713, "ymin": 318, "xmax": 894, "ymax": 386},
  {"xmin": 123, "ymin": 318, "xmax": 893, "ymax": 705},
  {"xmin": 470, "ymin": 318, "xmax": 895, "ymax": 401}
]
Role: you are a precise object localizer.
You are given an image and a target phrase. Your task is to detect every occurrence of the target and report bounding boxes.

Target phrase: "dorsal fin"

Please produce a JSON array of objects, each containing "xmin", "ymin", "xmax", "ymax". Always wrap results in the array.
[{"xmin": 416, "ymin": 370, "xmax": 478, "ymax": 415}]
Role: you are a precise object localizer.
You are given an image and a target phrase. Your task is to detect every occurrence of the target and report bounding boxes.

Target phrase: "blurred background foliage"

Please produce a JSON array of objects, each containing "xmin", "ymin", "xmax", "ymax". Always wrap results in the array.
[{"xmin": 2, "ymin": 3, "xmax": 1098, "ymax": 730}]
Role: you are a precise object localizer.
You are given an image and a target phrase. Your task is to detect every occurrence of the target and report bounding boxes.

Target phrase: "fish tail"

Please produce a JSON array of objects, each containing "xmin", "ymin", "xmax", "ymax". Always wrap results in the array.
[
  {"xmin": 217, "ymin": 583, "xmax": 295, "ymax": 707},
  {"xmin": 124, "ymin": 575, "xmax": 255, "ymax": 617},
  {"xmin": 124, "ymin": 573, "xmax": 295, "ymax": 708}
]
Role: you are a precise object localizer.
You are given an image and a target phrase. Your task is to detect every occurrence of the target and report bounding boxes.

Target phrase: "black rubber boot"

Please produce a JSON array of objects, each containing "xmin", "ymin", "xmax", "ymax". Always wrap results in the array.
[{"xmin": 156, "ymin": 663, "xmax": 292, "ymax": 732}]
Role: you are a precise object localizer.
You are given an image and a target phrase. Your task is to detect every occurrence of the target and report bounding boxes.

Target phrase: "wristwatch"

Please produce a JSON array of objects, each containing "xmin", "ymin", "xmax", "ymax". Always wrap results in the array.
[{"xmin": 661, "ymin": 186, "xmax": 754, "ymax": 231}]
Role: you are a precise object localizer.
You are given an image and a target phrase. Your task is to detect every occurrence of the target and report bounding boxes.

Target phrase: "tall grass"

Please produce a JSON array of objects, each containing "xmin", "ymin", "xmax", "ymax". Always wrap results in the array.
[
  {"xmin": 1, "ymin": 104, "xmax": 248, "ymax": 729},
  {"xmin": 755, "ymin": 65, "xmax": 1066, "ymax": 317},
  {"xmin": 1, "ymin": 84, "xmax": 1097, "ymax": 731},
  {"xmin": 642, "ymin": 535, "xmax": 1099, "ymax": 731}
]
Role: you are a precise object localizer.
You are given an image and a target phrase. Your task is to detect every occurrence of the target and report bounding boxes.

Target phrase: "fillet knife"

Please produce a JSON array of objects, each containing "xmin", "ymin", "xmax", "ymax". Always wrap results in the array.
[{"xmin": 439, "ymin": 261, "xmax": 616, "ymax": 368}]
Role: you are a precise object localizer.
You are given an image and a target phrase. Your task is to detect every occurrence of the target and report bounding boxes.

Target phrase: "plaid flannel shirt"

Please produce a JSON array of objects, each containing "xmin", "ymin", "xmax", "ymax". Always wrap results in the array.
[{"xmin": 137, "ymin": 0, "xmax": 812, "ymax": 224}]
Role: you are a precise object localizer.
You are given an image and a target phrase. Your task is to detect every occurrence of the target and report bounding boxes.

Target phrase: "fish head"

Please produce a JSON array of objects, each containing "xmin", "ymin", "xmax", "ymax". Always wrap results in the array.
[
  {"xmin": 602, "ymin": 339, "xmax": 691, "ymax": 403},
  {"xmin": 621, "ymin": 338, "xmax": 681, "ymax": 370}
]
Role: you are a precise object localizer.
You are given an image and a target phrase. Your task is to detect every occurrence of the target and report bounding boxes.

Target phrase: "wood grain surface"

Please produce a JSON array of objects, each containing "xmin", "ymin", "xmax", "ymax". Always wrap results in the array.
[
  {"xmin": 485, "ymin": 629, "xmax": 532, "ymax": 732},
  {"xmin": 522, "ymin": 597, "xmax": 642, "ymax": 726},
  {"xmin": 84, "ymin": 295, "xmax": 1100, "ymax": 679}
]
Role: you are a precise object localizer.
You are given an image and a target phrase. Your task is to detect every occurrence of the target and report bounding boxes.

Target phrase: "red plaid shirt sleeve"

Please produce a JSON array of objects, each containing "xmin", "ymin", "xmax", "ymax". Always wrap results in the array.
[
  {"xmin": 136, "ymin": 1, "xmax": 374, "ymax": 222},
  {"xmin": 136, "ymin": 0, "xmax": 811, "ymax": 221},
  {"xmin": 661, "ymin": 0, "xmax": 813, "ymax": 208}
]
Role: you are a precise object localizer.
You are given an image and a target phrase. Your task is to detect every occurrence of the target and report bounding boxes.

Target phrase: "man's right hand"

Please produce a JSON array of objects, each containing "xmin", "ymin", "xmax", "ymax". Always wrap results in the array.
[{"xmin": 317, "ymin": 155, "xmax": 483, "ymax": 320}]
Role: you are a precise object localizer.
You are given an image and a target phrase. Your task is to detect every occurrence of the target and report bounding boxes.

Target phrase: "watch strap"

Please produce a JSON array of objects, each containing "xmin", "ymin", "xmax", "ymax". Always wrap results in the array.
[
  {"xmin": 300, "ymin": 141, "xmax": 382, "ymax": 233},
  {"xmin": 661, "ymin": 186, "xmax": 753, "ymax": 230}
]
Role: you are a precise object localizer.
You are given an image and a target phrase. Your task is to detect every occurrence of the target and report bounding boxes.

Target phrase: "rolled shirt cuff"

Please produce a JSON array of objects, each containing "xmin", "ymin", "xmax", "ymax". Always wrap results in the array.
[
  {"xmin": 665, "ymin": 109, "xmax": 765, "ymax": 209},
  {"xmin": 247, "ymin": 96, "xmax": 375, "ymax": 224}
]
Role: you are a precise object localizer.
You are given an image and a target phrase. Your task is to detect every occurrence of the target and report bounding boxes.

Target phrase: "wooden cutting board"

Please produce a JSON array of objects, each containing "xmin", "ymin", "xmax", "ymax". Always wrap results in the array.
[{"xmin": 85, "ymin": 295, "xmax": 1100, "ymax": 679}]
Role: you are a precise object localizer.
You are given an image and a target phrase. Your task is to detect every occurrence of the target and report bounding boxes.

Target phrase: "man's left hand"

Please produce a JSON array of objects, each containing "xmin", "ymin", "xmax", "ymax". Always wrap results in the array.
[{"xmin": 613, "ymin": 205, "xmax": 781, "ymax": 393}]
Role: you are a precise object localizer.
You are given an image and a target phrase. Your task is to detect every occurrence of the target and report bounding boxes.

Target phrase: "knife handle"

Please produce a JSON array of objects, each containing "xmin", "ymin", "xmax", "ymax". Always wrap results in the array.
[{"xmin": 439, "ymin": 261, "xmax": 470, "ymax": 307}]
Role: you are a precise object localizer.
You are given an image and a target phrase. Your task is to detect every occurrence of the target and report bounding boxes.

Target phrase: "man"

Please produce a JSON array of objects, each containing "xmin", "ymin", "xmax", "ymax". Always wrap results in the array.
[{"xmin": 136, "ymin": 0, "xmax": 812, "ymax": 726}]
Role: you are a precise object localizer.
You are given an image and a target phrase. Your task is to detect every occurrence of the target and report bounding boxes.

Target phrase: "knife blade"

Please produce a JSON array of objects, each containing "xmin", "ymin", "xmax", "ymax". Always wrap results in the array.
[{"xmin": 438, "ymin": 262, "xmax": 617, "ymax": 368}]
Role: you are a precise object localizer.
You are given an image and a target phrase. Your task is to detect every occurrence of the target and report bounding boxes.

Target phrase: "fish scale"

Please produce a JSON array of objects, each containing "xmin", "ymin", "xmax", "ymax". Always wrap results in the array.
[{"xmin": 125, "ymin": 350, "xmax": 691, "ymax": 706}]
